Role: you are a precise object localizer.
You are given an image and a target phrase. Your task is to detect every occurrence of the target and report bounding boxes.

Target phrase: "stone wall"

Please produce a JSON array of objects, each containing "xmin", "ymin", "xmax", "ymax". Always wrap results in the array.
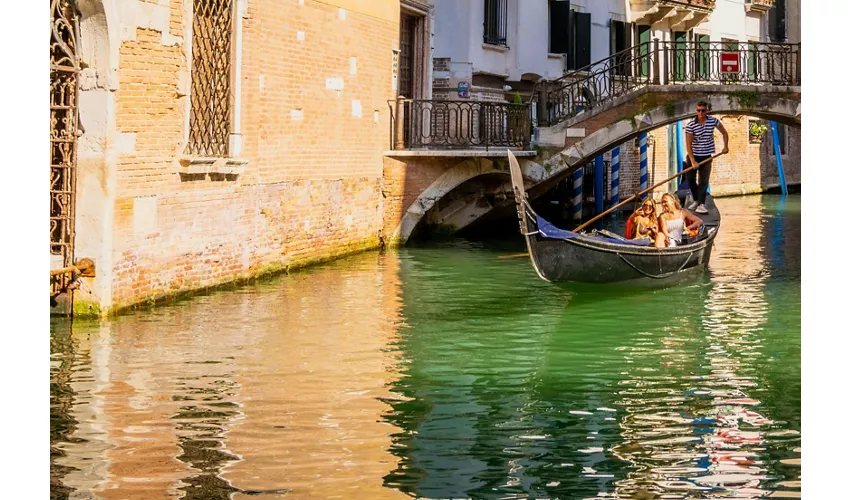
[{"xmin": 101, "ymin": 0, "xmax": 399, "ymax": 312}]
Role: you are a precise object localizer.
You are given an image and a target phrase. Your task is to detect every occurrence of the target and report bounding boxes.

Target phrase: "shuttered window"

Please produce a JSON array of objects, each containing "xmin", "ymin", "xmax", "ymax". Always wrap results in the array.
[
  {"xmin": 484, "ymin": 0, "xmax": 507, "ymax": 46},
  {"xmin": 769, "ymin": 0, "xmax": 787, "ymax": 41},
  {"xmin": 572, "ymin": 11, "xmax": 591, "ymax": 69},
  {"xmin": 696, "ymin": 33, "xmax": 710, "ymax": 80},
  {"xmin": 610, "ymin": 20, "xmax": 632, "ymax": 76},
  {"xmin": 549, "ymin": 1, "xmax": 570, "ymax": 54},
  {"xmin": 637, "ymin": 25, "xmax": 651, "ymax": 77}
]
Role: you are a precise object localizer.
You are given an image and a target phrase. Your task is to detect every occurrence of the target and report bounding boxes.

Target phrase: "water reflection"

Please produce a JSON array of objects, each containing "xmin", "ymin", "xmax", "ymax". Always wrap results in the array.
[
  {"xmin": 50, "ymin": 195, "xmax": 800, "ymax": 499},
  {"xmin": 51, "ymin": 253, "xmax": 408, "ymax": 499}
]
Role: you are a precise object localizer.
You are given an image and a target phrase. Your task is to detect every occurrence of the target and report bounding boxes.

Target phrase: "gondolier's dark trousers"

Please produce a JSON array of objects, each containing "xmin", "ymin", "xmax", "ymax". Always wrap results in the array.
[{"xmin": 685, "ymin": 155, "xmax": 713, "ymax": 205}]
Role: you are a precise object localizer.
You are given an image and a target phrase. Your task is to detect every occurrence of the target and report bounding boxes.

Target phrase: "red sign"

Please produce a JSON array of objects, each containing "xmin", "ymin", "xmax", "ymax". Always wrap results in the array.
[{"xmin": 721, "ymin": 52, "xmax": 740, "ymax": 74}]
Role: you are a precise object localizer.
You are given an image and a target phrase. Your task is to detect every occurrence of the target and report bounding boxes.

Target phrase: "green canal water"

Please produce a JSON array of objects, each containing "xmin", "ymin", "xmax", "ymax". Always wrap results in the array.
[{"xmin": 51, "ymin": 194, "xmax": 800, "ymax": 499}]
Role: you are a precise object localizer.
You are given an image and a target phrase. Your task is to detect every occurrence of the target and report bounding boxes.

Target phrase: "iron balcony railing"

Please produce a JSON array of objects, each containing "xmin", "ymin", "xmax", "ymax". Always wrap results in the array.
[
  {"xmin": 538, "ymin": 40, "xmax": 800, "ymax": 127},
  {"xmin": 666, "ymin": 40, "xmax": 798, "ymax": 85},
  {"xmin": 389, "ymin": 98, "xmax": 531, "ymax": 150}
]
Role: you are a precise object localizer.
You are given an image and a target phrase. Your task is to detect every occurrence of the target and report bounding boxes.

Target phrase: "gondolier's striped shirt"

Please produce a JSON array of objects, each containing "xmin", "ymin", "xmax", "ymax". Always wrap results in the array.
[{"xmin": 685, "ymin": 116, "xmax": 720, "ymax": 156}]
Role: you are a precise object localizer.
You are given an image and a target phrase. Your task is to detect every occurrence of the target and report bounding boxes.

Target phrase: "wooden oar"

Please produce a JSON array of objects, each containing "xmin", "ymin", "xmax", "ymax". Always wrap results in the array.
[
  {"xmin": 498, "ymin": 253, "xmax": 532, "ymax": 259},
  {"xmin": 573, "ymin": 152, "xmax": 723, "ymax": 233}
]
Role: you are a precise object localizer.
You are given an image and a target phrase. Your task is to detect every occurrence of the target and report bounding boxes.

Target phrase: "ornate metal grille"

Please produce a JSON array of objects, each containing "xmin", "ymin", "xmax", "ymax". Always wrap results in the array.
[
  {"xmin": 187, "ymin": 0, "xmax": 233, "ymax": 156},
  {"xmin": 50, "ymin": 0, "xmax": 80, "ymax": 267},
  {"xmin": 398, "ymin": 14, "xmax": 415, "ymax": 98}
]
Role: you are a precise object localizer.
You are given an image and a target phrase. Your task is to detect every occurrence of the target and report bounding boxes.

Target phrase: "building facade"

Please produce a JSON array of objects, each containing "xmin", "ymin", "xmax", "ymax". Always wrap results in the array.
[
  {"xmin": 428, "ymin": 0, "xmax": 800, "ymax": 202},
  {"xmin": 51, "ymin": 0, "xmax": 434, "ymax": 316}
]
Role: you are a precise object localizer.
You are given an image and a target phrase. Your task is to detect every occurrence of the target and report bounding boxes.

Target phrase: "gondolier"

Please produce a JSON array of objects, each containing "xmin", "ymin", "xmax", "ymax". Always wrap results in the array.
[{"xmin": 685, "ymin": 101, "xmax": 729, "ymax": 214}]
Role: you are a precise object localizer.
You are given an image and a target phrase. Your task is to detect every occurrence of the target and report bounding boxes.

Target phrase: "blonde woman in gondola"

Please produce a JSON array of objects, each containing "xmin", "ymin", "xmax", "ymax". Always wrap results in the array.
[
  {"xmin": 631, "ymin": 197, "xmax": 660, "ymax": 243},
  {"xmin": 655, "ymin": 193, "xmax": 703, "ymax": 248}
]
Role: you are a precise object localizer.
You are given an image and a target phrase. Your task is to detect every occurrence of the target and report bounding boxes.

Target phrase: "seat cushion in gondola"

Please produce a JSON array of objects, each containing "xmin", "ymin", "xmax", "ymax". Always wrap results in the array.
[{"xmin": 536, "ymin": 216, "xmax": 651, "ymax": 246}]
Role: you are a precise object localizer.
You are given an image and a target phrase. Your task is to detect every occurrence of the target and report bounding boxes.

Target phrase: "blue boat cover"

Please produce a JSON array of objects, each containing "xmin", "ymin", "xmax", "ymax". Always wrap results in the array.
[{"xmin": 536, "ymin": 215, "xmax": 651, "ymax": 246}]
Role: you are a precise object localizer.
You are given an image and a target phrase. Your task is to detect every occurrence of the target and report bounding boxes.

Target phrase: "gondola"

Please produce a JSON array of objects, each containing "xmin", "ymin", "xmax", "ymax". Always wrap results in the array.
[{"xmin": 507, "ymin": 150, "xmax": 721, "ymax": 288}]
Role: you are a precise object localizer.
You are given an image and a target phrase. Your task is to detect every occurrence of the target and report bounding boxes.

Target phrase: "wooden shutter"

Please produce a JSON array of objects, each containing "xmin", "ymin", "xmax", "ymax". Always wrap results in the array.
[
  {"xmin": 549, "ymin": 1, "xmax": 570, "ymax": 54},
  {"xmin": 621, "ymin": 22, "xmax": 632, "ymax": 76},
  {"xmin": 696, "ymin": 34, "xmax": 709, "ymax": 80},
  {"xmin": 610, "ymin": 21, "xmax": 631, "ymax": 76},
  {"xmin": 573, "ymin": 11, "xmax": 591, "ymax": 69},
  {"xmin": 638, "ymin": 25, "xmax": 650, "ymax": 77},
  {"xmin": 673, "ymin": 31, "xmax": 688, "ymax": 82},
  {"xmin": 769, "ymin": 0, "xmax": 787, "ymax": 41}
]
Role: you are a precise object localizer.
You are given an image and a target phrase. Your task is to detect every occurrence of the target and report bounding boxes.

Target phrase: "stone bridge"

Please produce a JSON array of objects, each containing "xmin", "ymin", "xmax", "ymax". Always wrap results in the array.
[{"xmin": 384, "ymin": 41, "xmax": 801, "ymax": 245}]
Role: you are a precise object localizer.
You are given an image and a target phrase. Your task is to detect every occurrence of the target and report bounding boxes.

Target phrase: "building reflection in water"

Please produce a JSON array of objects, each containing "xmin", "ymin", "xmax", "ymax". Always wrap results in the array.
[
  {"xmin": 50, "ymin": 252, "xmax": 407, "ymax": 499},
  {"xmin": 610, "ymin": 195, "xmax": 801, "ymax": 499}
]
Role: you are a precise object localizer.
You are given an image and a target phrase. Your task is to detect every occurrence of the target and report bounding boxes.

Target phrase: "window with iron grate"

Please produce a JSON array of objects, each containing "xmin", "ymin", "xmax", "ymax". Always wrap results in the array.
[
  {"xmin": 187, "ymin": 0, "xmax": 234, "ymax": 157},
  {"xmin": 484, "ymin": 0, "xmax": 507, "ymax": 47}
]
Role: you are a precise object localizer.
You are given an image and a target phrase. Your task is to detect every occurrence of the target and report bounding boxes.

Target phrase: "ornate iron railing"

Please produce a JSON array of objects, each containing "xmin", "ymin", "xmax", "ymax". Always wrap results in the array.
[
  {"xmin": 666, "ymin": 41, "xmax": 798, "ymax": 85},
  {"xmin": 51, "ymin": 0, "xmax": 80, "ymax": 268},
  {"xmin": 187, "ymin": 0, "xmax": 233, "ymax": 156},
  {"xmin": 541, "ymin": 41, "xmax": 655, "ymax": 126},
  {"xmin": 389, "ymin": 99, "xmax": 531, "ymax": 150},
  {"xmin": 539, "ymin": 40, "xmax": 800, "ymax": 127}
]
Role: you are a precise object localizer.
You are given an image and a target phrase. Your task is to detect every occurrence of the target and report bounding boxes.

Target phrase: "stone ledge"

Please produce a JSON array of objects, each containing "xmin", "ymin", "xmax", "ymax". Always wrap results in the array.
[
  {"xmin": 178, "ymin": 156, "xmax": 249, "ymax": 177},
  {"xmin": 384, "ymin": 149, "xmax": 537, "ymax": 158}
]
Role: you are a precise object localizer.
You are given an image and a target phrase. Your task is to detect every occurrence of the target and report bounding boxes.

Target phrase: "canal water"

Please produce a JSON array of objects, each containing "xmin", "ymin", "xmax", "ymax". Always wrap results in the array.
[{"xmin": 51, "ymin": 194, "xmax": 800, "ymax": 499}]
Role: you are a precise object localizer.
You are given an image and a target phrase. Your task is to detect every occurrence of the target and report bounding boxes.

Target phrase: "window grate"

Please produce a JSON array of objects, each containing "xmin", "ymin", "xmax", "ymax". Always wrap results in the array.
[
  {"xmin": 50, "ymin": 0, "xmax": 80, "ymax": 264},
  {"xmin": 187, "ymin": 0, "xmax": 233, "ymax": 157},
  {"xmin": 483, "ymin": 0, "xmax": 507, "ymax": 47}
]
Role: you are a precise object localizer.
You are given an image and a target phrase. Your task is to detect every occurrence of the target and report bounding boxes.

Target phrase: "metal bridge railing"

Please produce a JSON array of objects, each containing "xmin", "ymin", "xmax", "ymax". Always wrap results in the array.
[
  {"xmin": 539, "ymin": 40, "xmax": 801, "ymax": 127},
  {"xmin": 388, "ymin": 98, "xmax": 531, "ymax": 151}
]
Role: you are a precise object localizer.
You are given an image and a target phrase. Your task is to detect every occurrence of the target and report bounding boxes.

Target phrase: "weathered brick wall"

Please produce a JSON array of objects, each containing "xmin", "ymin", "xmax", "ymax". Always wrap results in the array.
[
  {"xmin": 110, "ymin": 0, "xmax": 398, "ymax": 311},
  {"xmin": 708, "ymin": 116, "xmax": 801, "ymax": 195},
  {"xmin": 382, "ymin": 156, "xmax": 457, "ymax": 239},
  {"xmin": 588, "ymin": 116, "xmax": 800, "ymax": 207}
]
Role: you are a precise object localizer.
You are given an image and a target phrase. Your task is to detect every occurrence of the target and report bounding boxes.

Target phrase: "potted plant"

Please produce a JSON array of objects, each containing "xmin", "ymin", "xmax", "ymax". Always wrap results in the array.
[{"xmin": 749, "ymin": 120, "xmax": 768, "ymax": 143}]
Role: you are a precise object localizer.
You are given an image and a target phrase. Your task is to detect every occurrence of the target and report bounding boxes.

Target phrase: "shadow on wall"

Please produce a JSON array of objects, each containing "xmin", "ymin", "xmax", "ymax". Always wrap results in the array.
[{"xmin": 757, "ymin": 120, "xmax": 800, "ymax": 191}]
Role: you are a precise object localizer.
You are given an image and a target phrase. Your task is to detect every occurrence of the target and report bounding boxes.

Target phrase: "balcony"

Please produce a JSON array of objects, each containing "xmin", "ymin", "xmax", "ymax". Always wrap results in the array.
[
  {"xmin": 387, "ymin": 98, "xmax": 532, "ymax": 153},
  {"xmin": 630, "ymin": 1, "xmax": 715, "ymax": 30},
  {"xmin": 744, "ymin": 0, "xmax": 774, "ymax": 14}
]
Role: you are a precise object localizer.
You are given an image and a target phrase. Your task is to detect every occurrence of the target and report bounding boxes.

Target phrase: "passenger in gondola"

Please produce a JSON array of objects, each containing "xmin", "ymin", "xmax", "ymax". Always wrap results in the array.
[
  {"xmin": 655, "ymin": 193, "xmax": 703, "ymax": 248},
  {"xmin": 630, "ymin": 198, "xmax": 659, "ymax": 243}
]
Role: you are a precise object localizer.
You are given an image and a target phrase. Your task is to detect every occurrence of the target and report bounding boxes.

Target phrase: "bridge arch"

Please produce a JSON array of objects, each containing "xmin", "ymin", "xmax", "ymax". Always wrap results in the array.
[
  {"xmin": 550, "ymin": 94, "xmax": 800, "ymax": 182},
  {"xmin": 389, "ymin": 158, "xmax": 513, "ymax": 243},
  {"xmin": 391, "ymin": 93, "xmax": 800, "ymax": 245}
]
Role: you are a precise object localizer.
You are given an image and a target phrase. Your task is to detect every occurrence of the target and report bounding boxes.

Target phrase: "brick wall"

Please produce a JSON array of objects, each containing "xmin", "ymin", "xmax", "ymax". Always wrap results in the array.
[
  {"xmin": 381, "ymin": 156, "xmax": 458, "ymax": 239},
  {"xmin": 109, "ymin": 0, "xmax": 399, "ymax": 311},
  {"xmin": 599, "ymin": 117, "xmax": 800, "ymax": 204}
]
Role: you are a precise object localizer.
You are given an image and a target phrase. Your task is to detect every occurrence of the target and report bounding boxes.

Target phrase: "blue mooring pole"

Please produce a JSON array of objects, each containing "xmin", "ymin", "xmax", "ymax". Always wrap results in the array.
[
  {"xmin": 572, "ymin": 167, "xmax": 583, "ymax": 222},
  {"xmin": 611, "ymin": 146, "xmax": 620, "ymax": 208},
  {"xmin": 594, "ymin": 156, "xmax": 603, "ymax": 228},
  {"xmin": 770, "ymin": 121, "xmax": 788, "ymax": 195},
  {"xmin": 639, "ymin": 133, "xmax": 648, "ymax": 199}
]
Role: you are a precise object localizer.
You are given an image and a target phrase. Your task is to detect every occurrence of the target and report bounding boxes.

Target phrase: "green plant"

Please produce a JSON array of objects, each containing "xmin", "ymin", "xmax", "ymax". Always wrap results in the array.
[
  {"xmin": 727, "ymin": 90, "xmax": 759, "ymax": 108},
  {"xmin": 749, "ymin": 120, "xmax": 768, "ymax": 142},
  {"xmin": 664, "ymin": 100, "xmax": 677, "ymax": 117},
  {"xmin": 513, "ymin": 92, "xmax": 523, "ymax": 104}
]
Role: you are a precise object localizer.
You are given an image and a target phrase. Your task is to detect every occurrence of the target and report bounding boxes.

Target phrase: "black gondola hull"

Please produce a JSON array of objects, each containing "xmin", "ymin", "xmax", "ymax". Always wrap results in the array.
[
  {"xmin": 507, "ymin": 149, "xmax": 720, "ymax": 288},
  {"xmin": 525, "ymin": 215, "xmax": 718, "ymax": 288}
]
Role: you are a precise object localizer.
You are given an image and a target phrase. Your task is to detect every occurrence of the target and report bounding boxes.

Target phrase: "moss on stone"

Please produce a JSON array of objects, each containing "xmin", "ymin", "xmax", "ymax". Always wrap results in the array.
[
  {"xmin": 107, "ymin": 237, "xmax": 383, "ymax": 317},
  {"xmin": 664, "ymin": 100, "xmax": 677, "ymax": 117},
  {"xmin": 727, "ymin": 90, "xmax": 760, "ymax": 108},
  {"xmin": 72, "ymin": 298, "xmax": 102, "ymax": 319}
]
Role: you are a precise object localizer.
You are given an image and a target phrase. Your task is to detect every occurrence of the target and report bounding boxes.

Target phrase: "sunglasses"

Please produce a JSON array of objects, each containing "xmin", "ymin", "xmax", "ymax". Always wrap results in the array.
[{"xmin": 696, "ymin": 109, "xmax": 708, "ymax": 113}]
